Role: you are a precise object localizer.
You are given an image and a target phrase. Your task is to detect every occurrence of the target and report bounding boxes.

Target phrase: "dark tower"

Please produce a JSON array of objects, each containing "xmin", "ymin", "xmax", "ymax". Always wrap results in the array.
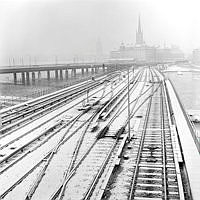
[{"xmin": 136, "ymin": 15, "xmax": 145, "ymax": 46}]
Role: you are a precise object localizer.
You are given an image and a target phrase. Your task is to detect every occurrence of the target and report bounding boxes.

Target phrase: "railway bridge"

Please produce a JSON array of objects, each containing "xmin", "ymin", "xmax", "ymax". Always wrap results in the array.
[{"xmin": 0, "ymin": 66, "xmax": 199, "ymax": 200}]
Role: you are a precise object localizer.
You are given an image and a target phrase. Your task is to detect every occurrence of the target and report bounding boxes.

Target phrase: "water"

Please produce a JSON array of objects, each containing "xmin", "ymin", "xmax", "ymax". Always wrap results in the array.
[
  {"xmin": 166, "ymin": 71, "xmax": 200, "ymax": 110},
  {"xmin": 166, "ymin": 69, "xmax": 200, "ymax": 135}
]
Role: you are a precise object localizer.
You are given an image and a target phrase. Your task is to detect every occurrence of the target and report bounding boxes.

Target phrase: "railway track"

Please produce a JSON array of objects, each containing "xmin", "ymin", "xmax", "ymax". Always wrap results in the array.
[
  {"xmin": 22, "ymin": 69, "xmax": 144, "ymax": 200},
  {"xmin": 128, "ymin": 84, "xmax": 179, "ymax": 200},
  {"xmin": 0, "ymin": 69, "xmax": 139, "ymax": 199},
  {"xmin": 41, "ymin": 68, "xmax": 155, "ymax": 200},
  {"xmin": 0, "ymin": 73, "xmax": 127, "ymax": 172},
  {"xmin": 0, "ymin": 67, "xmax": 185, "ymax": 200},
  {"xmin": 78, "ymin": 68, "xmax": 161, "ymax": 200},
  {"xmin": 0, "ymin": 69, "xmax": 140, "ymax": 172},
  {"xmin": 0, "ymin": 72, "xmax": 119, "ymax": 135},
  {"xmin": 96, "ymin": 69, "xmax": 181, "ymax": 200}
]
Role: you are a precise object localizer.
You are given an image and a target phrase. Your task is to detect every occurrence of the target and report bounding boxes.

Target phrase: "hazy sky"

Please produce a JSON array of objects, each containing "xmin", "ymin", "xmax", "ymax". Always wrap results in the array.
[{"xmin": 0, "ymin": 0, "xmax": 200, "ymax": 65}]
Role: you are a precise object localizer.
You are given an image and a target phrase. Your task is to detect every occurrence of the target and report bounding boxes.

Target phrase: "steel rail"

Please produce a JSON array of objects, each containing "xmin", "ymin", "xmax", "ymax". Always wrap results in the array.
[
  {"xmin": 0, "ymin": 73, "xmax": 124, "ymax": 173},
  {"xmin": 1, "ymin": 77, "xmax": 123, "ymax": 199},
  {"xmin": 96, "ymin": 69, "xmax": 143, "ymax": 121},
  {"xmin": 0, "ymin": 73, "xmax": 119, "ymax": 138},
  {"xmin": 55, "ymin": 109, "xmax": 109, "ymax": 200},
  {"xmin": 100, "ymin": 70, "xmax": 144, "ymax": 121},
  {"xmin": 85, "ymin": 69, "xmax": 165, "ymax": 200},
  {"xmin": 0, "ymin": 72, "xmax": 119, "ymax": 130},
  {"xmin": 23, "ymin": 79, "xmax": 124, "ymax": 200},
  {"xmin": 160, "ymin": 83, "xmax": 168, "ymax": 200},
  {"xmin": 82, "ymin": 138, "xmax": 118, "ymax": 200},
  {"xmin": 0, "ymin": 74, "xmax": 123, "ymax": 152},
  {"xmin": 107, "ymin": 69, "xmax": 148, "ymax": 126},
  {"xmin": 0, "ymin": 79, "xmax": 102, "ymax": 132},
  {"xmin": 1, "ymin": 111, "xmax": 90, "ymax": 199},
  {"xmin": 83, "ymin": 68, "xmax": 163, "ymax": 200},
  {"xmin": 80, "ymin": 68, "xmax": 159, "ymax": 200},
  {"xmin": 46, "ymin": 71, "xmax": 142, "ymax": 200},
  {"xmin": 72, "ymin": 69, "xmax": 152, "ymax": 200},
  {"xmin": 0, "ymin": 71, "xmax": 117, "ymax": 116},
  {"xmin": 127, "ymin": 69, "xmax": 163, "ymax": 199},
  {"xmin": 128, "ymin": 85, "xmax": 153, "ymax": 200}
]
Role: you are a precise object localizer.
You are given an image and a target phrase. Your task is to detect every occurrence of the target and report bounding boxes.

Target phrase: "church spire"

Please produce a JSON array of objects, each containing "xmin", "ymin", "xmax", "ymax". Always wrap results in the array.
[
  {"xmin": 138, "ymin": 14, "xmax": 142, "ymax": 33},
  {"xmin": 136, "ymin": 14, "xmax": 145, "ymax": 46}
]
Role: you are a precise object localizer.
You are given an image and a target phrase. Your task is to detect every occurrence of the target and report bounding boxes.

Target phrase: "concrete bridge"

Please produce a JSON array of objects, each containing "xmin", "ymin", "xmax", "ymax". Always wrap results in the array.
[{"xmin": 0, "ymin": 61, "xmax": 168, "ymax": 85}]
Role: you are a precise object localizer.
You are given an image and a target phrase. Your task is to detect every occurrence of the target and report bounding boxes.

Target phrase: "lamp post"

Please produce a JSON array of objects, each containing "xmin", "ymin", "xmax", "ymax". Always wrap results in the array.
[{"xmin": 127, "ymin": 67, "xmax": 130, "ymax": 141}]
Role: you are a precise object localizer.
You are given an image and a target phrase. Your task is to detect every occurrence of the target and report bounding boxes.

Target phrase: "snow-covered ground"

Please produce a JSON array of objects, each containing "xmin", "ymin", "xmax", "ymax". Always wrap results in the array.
[{"xmin": 0, "ymin": 71, "xmax": 131, "ymax": 199}]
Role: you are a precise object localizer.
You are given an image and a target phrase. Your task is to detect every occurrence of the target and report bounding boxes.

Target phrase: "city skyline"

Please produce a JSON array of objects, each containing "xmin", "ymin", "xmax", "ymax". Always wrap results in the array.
[{"xmin": 1, "ymin": 0, "xmax": 200, "ymax": 65}]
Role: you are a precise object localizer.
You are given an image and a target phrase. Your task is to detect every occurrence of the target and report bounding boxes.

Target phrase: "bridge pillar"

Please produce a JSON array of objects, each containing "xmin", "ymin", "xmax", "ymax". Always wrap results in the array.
[
  {"xmin": 13, "ymin": 73, "xmax": 17, "ymax": 85},
  {"xmin": 91, "ymin": 68, "xmax": 94, "ymax": 75},
  {"xmin": 86, "ymin": 68, "xmax": 89, "ymax": 75},
  {"xmin": 102, "ymin": 64, "xmax": 105, "ymax": 73},
  {"xmin": 47, "ymin": 70, "xmax": 50, "ymax": 81},
  {"xmin": 72, "ymin": 69, "xmax": 76, "ymax": 78},
  {"xmin": 107, "ymin": 66, "xmax": 111, "ymax": 72},
  {"xmin": 55, "ymin": 70, "xmax": 58, "ymax": 81},
  {"xmin": 21, "ymin": 72, "xmax": 25, "ymax": 85},
  {"xmin": 95, "ymin": 67, "xmax": 98, "ymax": 74},
  {"xmin": 38, "ymin": 71, "xmax": 41, "ymax": 82},
  {"xmin": 26, "ymin": 72, "xmax": 30, "ymax": 85},
  {"xmin": 81, "ymin": 68, "xmax": 84, "ymax": 76},
  {"xmin": 60, "ymin": 69, "xmax": 63, "ymax": 80},
  {"xmin": 32, "ymin": 72, "xmax": 35, "ymax": 85},
  {"xmin": 65, "ymin": 69, "xmax": 68, "ymax": 80}
]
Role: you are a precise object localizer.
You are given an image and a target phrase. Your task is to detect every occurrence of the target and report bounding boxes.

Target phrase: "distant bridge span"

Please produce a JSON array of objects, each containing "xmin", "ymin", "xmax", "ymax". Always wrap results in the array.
[{"xmin": 0, "ymin": 61, "xmax": 169, "ymax": 85}]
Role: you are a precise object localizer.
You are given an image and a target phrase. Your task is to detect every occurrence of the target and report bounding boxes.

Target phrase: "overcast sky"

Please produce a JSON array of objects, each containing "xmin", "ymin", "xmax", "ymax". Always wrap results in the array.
[{"xmin": 0, "ymin": 0, "xmax": 200, "ymax": 65}]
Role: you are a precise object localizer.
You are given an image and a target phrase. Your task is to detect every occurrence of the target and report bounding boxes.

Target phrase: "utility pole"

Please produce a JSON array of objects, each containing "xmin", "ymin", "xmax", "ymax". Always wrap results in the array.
[
  {"xmin": 132, "ymin": 66, "xmax": 134, "ymax": 82},
  {"xmin": 127, "ymin": 67, "xmax": 131, "ymax": 141}
]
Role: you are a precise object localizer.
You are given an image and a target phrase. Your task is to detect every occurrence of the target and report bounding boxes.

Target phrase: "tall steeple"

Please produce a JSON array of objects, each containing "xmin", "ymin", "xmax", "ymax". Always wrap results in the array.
[
  {"xmin": 136, "ymin": 15, "xmax": 145, "ymax": 46},
  {"xmin": 138, "ymin": 15, "xmax": 142, "ymax": 33}
]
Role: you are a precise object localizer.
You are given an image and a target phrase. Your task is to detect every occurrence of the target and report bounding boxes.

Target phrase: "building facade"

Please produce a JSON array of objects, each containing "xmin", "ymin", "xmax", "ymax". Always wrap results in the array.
[
  {"xmin": 110, "ymin": 17, "xmax": 184, "ymax": 62},
  {"xmin": 192, "ymin": 49, "xmax": 200, "ymax": 64}
]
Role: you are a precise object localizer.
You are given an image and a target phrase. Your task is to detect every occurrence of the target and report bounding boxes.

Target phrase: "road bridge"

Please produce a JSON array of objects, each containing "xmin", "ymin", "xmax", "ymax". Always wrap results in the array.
[
  {"xmin": 0, "ymin": 61, "xmax": 167, "ymax": 85},
  {"xmin": 0, "ymin": 67, "xmax": 199, "ymax": 200}
]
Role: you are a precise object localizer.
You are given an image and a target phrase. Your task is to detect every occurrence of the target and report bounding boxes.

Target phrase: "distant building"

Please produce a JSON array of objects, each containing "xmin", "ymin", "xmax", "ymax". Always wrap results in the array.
[
  {"xmin": 110, "ymin": 16, "xmax": 184, "ymax": 62},
  {"xmin": 192, "ymin": 49, "xmax": 200, "ymax": 64},
  {"xmin": 156, "ymin": 46, "xmax": 185, "ymax": 62}
]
